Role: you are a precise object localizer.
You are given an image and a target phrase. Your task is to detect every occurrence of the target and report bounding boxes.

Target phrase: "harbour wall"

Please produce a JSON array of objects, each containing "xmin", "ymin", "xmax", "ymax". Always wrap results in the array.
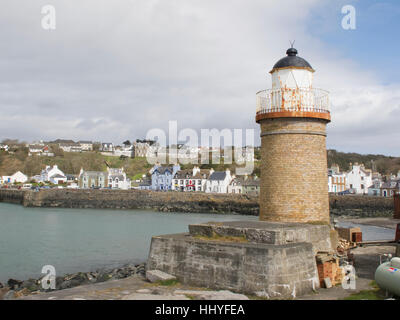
[
  {"xmin": 0, "ymin": 189, "xmax": 259, "ymax": 215},
  {"xmin": 0, "ymin": 189, "xmax": 394, "ymax": 217}
]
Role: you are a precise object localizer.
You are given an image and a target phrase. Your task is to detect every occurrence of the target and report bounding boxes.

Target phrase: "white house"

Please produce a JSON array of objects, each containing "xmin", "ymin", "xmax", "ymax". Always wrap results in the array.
[
  {"xmin": 11, "ymin": 171, "xmax": 28, "ymax": 183},
  {"xmin": 107, "ymin": 167, "xmax": 131, "ymax": 190},
  {"xmin": 101, "ymin": 143, "xmax": 114, "ymax": 152},
  {"xmin": 28, "ymin": 144, "xmax": 54, "ymax": 157},
  {"xmin": 205, "ymin": 169, "xmax": 233, "ymax": 193},
  {"xmin": 112, "ymin": 145, "xmax": 134, "ymax": 158},
  {"xmin": 78, "ymin": 141, "xmax": 93, "ymax": 151},
  {"xmin": 28, "ymin": 144, "xmax": 44, "ymax": 155},
  {"xmin": 59, "ymin": 143, "xmax": 82, "ymax": 153},
  {"xmin": 39, "ymin": 165, "xmax": 67, "ymax": 184},
  {"xmin": 0, "ymin": 171, "xmax": 28, "ymax": 184},
  {"xmin": 345, "ymin": 163, "xmax": 372, "ymax": 195}
]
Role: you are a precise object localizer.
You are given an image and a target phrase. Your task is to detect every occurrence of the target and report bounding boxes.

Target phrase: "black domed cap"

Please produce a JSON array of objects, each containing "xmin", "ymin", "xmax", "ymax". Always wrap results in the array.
[{"xmin": 271, "ymin": 47, "xmax": 314, "ymax": 72}]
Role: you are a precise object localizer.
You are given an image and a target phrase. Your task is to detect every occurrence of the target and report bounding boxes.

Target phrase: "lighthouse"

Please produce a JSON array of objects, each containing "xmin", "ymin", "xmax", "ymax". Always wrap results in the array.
[{"xmin": 256, "ymin": 47, "xmax": 331, "ymax": 224}]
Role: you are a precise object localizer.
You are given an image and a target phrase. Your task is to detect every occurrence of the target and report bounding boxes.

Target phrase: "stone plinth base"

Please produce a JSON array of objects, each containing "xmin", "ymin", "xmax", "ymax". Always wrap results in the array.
[
  {"xmin": 146, "ymin": 221, "xmax": 333, "ymax": 299},
  {"xmin": 189, "ymin": 220, "xmax": 333, "ymax": 254}
]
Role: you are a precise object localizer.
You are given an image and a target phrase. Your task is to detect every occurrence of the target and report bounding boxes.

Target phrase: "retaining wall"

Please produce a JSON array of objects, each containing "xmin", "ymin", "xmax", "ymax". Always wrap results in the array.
[{"xmin": 0, "ymin": 189, "xmax": 394, "ymax": 217}]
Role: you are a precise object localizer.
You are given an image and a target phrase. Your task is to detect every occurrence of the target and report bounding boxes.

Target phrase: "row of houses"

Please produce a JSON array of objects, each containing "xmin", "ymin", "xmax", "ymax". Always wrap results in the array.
[
  {"xmin": 27, "ymin": 140, "xmax": 95, "ymax": 156},
  {"xmin": 0, "ymin": 165, "xmax": 132, "ymax": 190},
  {"xmin": 140, "ymin": 165, "xmax": 260, "ymax": 195},
  {"xmin": 26, "ymin": 140, "xmax": 151, "ymax": 158},
  {"xmin": 4, "ymin": 138, "xmax": 256, "ymax": 163},
  {"xmin": 0, "ymin": 166, "xmax": 70, "ymax": 185},
  {"xmin": 328, "ymin": 162, "xmax": 400, "ymax": 197}
]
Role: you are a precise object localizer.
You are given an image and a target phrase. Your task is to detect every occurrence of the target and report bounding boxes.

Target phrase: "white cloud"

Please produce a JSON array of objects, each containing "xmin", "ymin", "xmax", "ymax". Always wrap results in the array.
[{"xmin": 0, "ymin": 0, "xmax": 398, "ymax": 155}]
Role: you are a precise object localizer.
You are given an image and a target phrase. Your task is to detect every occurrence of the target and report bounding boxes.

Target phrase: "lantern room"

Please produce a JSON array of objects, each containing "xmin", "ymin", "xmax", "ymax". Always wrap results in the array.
[{"xmin": 256, "ymin": 47, "xmax": 330, "ymax": 122}]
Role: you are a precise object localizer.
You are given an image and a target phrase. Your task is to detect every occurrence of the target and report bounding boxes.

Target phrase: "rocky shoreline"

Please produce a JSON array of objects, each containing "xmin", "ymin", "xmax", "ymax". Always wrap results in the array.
[
  {"xmin": 330, "ymin": 194, "xmax": 394, "ymax": 218},
  {"xmin": 0, "ymin": 262, "xmax": 146, "ymax": 300}
]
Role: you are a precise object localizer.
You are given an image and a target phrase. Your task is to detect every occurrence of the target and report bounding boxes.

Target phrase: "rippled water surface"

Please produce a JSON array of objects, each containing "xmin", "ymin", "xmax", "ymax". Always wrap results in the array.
[
  {"xmin": 0, "ymin": 203, "xmax": 257, "ymax": 282},
  {"xmin": 0, "ymin": 203, "xmax": 395, "ymax": 283}
]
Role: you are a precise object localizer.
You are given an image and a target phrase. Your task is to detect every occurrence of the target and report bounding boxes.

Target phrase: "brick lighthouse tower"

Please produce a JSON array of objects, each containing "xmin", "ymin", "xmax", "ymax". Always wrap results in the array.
[{"xmin": 256, "ymin": 47, "xmax": 331, "ymax": 224}]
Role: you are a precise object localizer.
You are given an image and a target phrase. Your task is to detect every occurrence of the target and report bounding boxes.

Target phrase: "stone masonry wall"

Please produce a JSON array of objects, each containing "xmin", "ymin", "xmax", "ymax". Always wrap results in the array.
[
  {"xmin": 259, "ymin": 118, "xmax": 330, "ymax": 223},
  {"xmin": 329, "ymin": 194, "xmax": 394, "ymax": 217},
  {"xmin": 0, "ymin": 189, "xmax": 258, "ymax": 215},
  {"xmin": 0, "ymin": 189, "xmax": 394, "ymax": 217},
  {"xmin": 0, "ymin": 189, "xmax": 25, "ymax": 204},
  {"xmin": 147, "ymin": 233, "xmax": 319, "ymax": 298}
]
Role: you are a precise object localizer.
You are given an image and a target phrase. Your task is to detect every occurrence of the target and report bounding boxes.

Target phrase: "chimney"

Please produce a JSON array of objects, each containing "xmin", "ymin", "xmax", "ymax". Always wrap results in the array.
[{"xmin": 193, "ymin": 166, "xmax": 200, "ymax": 176}]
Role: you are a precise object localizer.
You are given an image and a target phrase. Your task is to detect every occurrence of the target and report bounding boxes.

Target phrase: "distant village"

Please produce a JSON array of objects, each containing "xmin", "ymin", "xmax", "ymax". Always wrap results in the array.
[
  {"xmin": 328, "ymin": 162, "xmax": 400, "ymax": 197},
  {"xmin": 0, "ymin": 138, "xmax": 399, "ymax": 197}
]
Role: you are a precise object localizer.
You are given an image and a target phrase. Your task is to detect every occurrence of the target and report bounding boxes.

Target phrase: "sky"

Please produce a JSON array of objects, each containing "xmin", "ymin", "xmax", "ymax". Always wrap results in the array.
[{"xmin": 0, "ymin": 0, "xmax": 399, "ymax": 156}]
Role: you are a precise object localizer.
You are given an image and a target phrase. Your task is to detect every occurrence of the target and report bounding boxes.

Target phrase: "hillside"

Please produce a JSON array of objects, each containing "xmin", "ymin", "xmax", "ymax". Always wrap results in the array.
[
  {"xmin": 0, "ymin": 150, "xmax": 153, "ymax": 180},
  {"xmin": 327, "ymin": 149, "xmax": 400, "ymax": 174},
  {"xmin": 0, "ymin": 148, "xmax": 399, "ymax": 180}
]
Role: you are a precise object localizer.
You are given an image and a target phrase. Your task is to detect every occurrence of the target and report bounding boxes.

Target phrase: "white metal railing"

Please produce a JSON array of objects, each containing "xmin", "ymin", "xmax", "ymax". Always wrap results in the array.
[{"xmin": 256, "ymin": 88, "xmax": 330, "ymax": 115}]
